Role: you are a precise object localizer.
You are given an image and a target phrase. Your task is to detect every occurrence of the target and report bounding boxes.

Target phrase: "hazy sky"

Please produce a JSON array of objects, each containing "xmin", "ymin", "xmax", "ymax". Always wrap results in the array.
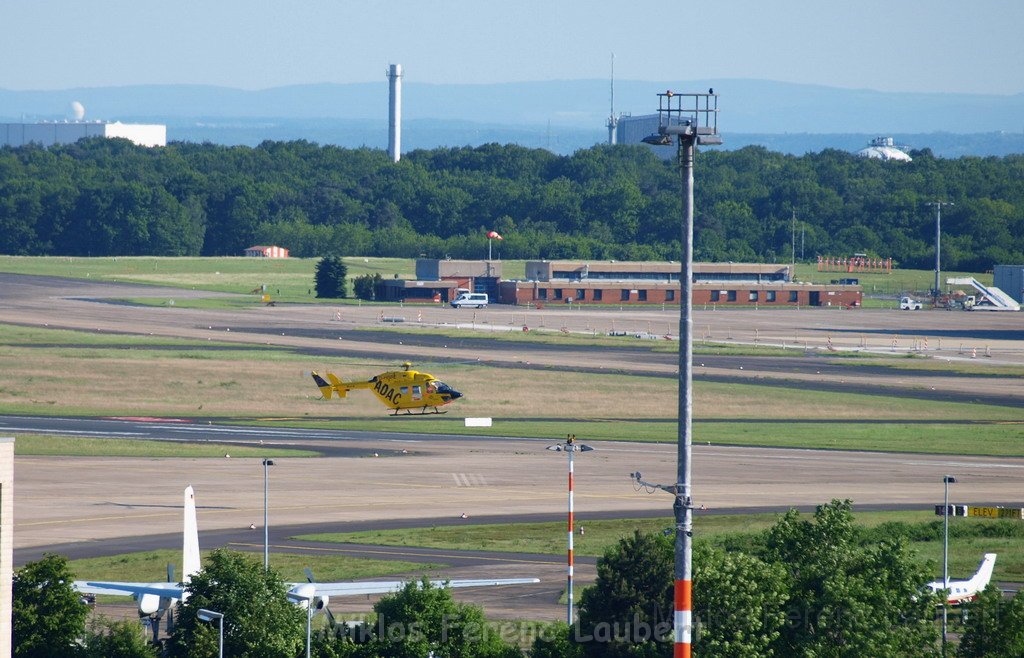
[{"xmin": 4, "ymin": 0, "xmax": 1023, "ymax": 94}]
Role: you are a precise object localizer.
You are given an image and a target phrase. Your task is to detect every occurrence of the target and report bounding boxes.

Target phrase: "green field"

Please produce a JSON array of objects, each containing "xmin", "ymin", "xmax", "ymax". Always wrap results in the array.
[
  {"xmin": 296, "ymin": 511, "xmax": 1024, "ymax": 583},
  {"xmin": 0, "ymin": 255, "xmax": 414, "ymax": 303},
  {"xmin": 0, "ymin": 255, "xmax": 988, "ymax": 301},
  {"xmin": 791, "ymin": 263, "xmax": 993, "ymax": 297}
]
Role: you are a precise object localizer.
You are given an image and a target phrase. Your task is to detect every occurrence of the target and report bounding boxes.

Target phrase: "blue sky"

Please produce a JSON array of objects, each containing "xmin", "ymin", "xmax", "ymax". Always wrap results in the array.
[{"xmin": 4, "ymin": 0, "xmax": 1023, "ymax": 94}]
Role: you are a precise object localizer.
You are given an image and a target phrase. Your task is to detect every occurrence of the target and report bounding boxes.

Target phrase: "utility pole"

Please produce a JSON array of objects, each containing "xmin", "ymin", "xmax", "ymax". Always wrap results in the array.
[
  {"xmin": 791, "ymin": 210, "xmax": 797, "ymax": 271},
  {"xmin": 926, "ymin": 201, "xmax": 953, "ymax": 302},
  {"xmin": 263, "ymin": 458, "xmax": 275, "ymax": 568},
  {"xmin": 941, "ymin": 475, "xmax": 957, "ymax": 657}
]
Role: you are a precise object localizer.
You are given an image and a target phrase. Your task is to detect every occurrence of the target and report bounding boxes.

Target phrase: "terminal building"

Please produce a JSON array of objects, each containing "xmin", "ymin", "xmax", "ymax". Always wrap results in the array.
[
  {"xmin": 384, "ymin": 259, "xmax": 862, "ymax": 307},
  {"xmin": 380, "ymin": 259, "xmax": 502, "ymax": 302},
  {"xmin": 501, "ymin": 260, "xmax": 860, "ymax": 307}
]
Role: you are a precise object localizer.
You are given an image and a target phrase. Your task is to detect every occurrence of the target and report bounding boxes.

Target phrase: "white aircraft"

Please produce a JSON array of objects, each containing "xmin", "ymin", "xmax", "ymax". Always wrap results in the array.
[
  {"xmin": 925, "ymin": 553, "xmax": 997, "ymax": 605},
  {"xmin": 74, "ymin": 486, "xmax": 538, "ymax": 637}
]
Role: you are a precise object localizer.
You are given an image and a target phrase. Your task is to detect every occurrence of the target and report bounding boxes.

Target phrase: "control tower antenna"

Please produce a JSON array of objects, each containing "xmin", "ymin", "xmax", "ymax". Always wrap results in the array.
[{"xmin": 606, "ymin": 53, "xmax": 618, "ymax": 145}]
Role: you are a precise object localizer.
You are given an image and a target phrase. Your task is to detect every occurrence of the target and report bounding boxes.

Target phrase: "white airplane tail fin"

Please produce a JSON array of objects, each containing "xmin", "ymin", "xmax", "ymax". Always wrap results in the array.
[
  {"xmin": 182, "ymin": 486, "xmax": 200, "ymax": 590},
  {"xmin": 969, "ymin": 553, "xmax": 997, "ymax": 590}
]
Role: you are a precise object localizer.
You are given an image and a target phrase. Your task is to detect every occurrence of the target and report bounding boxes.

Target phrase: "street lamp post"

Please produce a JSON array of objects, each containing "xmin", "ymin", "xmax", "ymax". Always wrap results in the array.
[
  {"xmin": 197, "ymin": 609, "xmax": 224, "ymax": 658},
  {"xmin": 263, "ymin": 458, "xmax": 275, "ymax": 569},
  {"xmin": 640, "ymin": 90, "xmax": 721, "ymax": 658},
  {"xmin": 941, "ymin": 474, "xmax": 957, "ymax": 657},
  {"xmin": 287, "ymin": 592, "xmax": 313, "ymax": 658},
  {"xmin": 547, "ymin": 434, "xmax": 593, "ymax": 626}
]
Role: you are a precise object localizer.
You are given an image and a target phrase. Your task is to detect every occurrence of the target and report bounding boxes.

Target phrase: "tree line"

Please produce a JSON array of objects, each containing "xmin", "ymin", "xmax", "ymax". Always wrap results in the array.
[{"xmin": 1, "ymin": 139, "xmax": 1022, "ymax": 270}]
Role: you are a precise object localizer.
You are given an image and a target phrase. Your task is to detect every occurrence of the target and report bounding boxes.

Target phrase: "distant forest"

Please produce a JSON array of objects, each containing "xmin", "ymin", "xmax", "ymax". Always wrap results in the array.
[{"xmin": 1, "ymin": 139, "xmax": 1021, "ymax": 270}]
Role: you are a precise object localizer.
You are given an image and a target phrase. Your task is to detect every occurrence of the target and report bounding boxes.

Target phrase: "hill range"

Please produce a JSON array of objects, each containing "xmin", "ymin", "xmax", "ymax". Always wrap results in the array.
[{"xmin": 2, "ymin": 78, "xmax": 1022, "ymax": 156}]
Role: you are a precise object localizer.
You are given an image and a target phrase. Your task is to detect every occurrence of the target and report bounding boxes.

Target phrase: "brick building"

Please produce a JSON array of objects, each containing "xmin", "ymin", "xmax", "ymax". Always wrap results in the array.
[{"xmin": 499, "ymin": 260, "xmax": 861, "ymax": 307}]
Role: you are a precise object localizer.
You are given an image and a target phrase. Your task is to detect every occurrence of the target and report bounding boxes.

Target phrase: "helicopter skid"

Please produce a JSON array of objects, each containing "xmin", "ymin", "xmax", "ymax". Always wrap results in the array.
[{"xmin": 390, "ymin": 409, "xmax": 448, "ymax": 416}]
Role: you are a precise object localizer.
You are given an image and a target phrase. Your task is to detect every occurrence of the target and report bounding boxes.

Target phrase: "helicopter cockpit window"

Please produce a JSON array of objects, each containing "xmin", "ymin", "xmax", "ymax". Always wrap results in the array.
[{"xmin": 434, "ymin": 382, "xmax": 454, "ymax": 394}]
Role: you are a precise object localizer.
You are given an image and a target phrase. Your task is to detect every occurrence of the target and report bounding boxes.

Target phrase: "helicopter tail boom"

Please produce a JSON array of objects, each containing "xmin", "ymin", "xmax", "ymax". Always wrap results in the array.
[{"xmin": 312, "ymin": 371, "xmax": 347, "ymax": 399}]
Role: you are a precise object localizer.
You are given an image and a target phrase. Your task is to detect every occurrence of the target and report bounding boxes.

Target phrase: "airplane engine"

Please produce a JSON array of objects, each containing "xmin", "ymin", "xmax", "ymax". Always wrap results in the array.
[
  {"xmin": 288, "ymin": 583, "xmax": 329, "ymax": 615},
  {"xmin": 138, "ymin": 593, "xmax": 161, "ymax": 616}
]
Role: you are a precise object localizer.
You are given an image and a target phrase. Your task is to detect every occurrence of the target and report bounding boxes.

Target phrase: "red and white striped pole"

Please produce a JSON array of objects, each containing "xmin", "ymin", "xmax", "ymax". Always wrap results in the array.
[
  {"xmin": 568, "ymin": 442, "xmax": 575, "ymax": 627},
  {"xmin": 548, "ymin": 434, "xmax": 592, "ymax": 628}
]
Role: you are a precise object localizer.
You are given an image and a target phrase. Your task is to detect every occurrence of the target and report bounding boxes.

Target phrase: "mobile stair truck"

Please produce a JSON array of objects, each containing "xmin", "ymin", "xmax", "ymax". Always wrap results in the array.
[{"xmin": 945, "ymin": 277, "xmax": 1021, "ymax": 311}]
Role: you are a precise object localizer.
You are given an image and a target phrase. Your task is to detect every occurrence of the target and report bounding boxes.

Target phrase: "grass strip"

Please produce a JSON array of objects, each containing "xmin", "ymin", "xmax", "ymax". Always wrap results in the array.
[
  {"xmin": 296, "ymin": 511, "xmax": 1024, "ymax": 582},
  {"xmin": 13, "ymin": 434, "xmax": 318, "ymax": 458},
  {"xmin": 68, "ymin": 549, "xmax": 443, "ymax": 586},
  {"xmin": 0, "ymin": 323, "xmax": 243, "ymax": 348},
  {"xmin": 832, "ymin": 358, "xmax": 1024, "ymax": 377},
  {"xmin": 265, "ymin": 419, "xmax": 1024, "ymax": 457}
]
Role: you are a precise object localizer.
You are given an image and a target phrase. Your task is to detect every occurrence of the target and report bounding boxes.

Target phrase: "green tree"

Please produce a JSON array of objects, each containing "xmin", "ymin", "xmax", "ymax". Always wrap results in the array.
[
  {"xmin": 576, "ymin": 530, "xmax": 674, "ymax": 657},
  {"xmin": 693, "ymin": 544, "xmax": 787, "ymax": 658},
  {"xmin": 315, "ymin": 255, "xmax": 348, "ymax": 298},
  {"xmin": 166, "ymin": 550, "xmax": 305, "ymax": 658},
  {"xmin": 763, "ymin": 500, "xmax": 939, "ymax": 657},
  {"xmin": 957, "ymin": 586, "xmax": 1024, "ymax": 657},
  {"xmin": 352, "ymin": 273, "xmax": 382, "ymax": 301},
  {"xmin": 530, "ymin": 622, "xmax": 584, "ymax": 658},
  {"xmin": 12, "ymin": 554, "xmax": 88, "ymax": 658},
  {"xmin": 363, "ymin": 578, "xmax": 521, "ymax": 658},
  {"xmin": 83, "ymin": 618, "xmax": 158, "ymax": 658}
]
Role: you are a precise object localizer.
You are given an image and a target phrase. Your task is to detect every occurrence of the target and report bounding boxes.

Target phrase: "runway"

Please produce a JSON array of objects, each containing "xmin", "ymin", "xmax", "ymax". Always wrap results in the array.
[{"xmin": 10, "ymin": 414, "xmax": 1024, "ymax": 554}]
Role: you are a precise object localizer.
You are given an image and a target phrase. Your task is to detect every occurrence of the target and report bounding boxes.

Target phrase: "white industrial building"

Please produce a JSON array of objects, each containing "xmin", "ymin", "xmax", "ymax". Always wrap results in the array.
[
  {"xmin": 0, "ymin": 121, "xmax": 166, "ymax": 148},
  {"xmin": 856, "ymin": 136, "xmax": 912, "ymax": 161}
]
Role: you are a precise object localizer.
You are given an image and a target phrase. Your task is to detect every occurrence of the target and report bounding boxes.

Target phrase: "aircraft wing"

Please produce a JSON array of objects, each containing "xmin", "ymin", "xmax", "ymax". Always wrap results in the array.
[
  {"xmin": 73, "ymin": 581, "xmax": 185, "ymax": 598},
  {"xmin": 301, "ymin": 577, "xmax": 540, "ymax": 598}
]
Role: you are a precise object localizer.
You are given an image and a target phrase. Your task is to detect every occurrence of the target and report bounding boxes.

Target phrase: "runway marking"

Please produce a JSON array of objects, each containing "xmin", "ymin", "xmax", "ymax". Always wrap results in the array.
[
  {"xmin": 227, "ymin": 542, "xmax": 567, "ymax": 566},
  {"xmin": 451, "ymin": 473, "xmax": 488, "ymax": 487}
]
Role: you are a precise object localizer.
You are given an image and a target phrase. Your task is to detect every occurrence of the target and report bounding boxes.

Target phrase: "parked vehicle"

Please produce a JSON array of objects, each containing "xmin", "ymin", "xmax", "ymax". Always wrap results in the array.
[
  {"xmin": 451, "ymin": 292, "xmax": 489, "ymax": 308},
  {"xmin": 900, "ymin": 297, "xmax": 923, "ymax": 310}
]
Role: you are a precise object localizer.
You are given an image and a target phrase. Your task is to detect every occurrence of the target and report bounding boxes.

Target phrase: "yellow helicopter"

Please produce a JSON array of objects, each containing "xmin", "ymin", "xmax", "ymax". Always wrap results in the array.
[{"xmin": 311, "ymin": 362, "xmax": 463, "ymax": 415}]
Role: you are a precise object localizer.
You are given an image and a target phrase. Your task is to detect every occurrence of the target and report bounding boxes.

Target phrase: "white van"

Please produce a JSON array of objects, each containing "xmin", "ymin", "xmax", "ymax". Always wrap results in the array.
[{"xmin": 451, "ymin": 292, "xmax": 489, "ymax": 308}]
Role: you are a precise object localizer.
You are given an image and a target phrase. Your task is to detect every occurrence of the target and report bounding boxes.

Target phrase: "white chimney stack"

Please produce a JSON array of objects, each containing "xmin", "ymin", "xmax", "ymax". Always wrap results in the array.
[{"xmin": 387, "ymin": 64, "xmax": 402, "ymax": 162}]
